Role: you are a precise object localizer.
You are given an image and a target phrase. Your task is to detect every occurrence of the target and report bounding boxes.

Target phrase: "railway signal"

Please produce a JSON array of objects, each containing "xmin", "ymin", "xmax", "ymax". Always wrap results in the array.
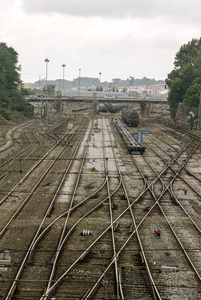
[
  {"xmin": 156, "ymin": 230, "xmax": 161, "ymax": 237},
  {"xmin": 155, "ymin": 225, "xmax": 161, "ymax": 237}
]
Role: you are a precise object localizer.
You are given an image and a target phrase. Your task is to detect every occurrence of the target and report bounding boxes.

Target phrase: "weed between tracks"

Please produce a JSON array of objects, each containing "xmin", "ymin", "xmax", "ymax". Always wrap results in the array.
[
  {"xmin": 84, "ymin": 181, "xmax": 97, "ymax": 190},
  {"xmin": 90, "ymin": 212, "xmax": 103, "ymax": 218},
  {"xmin": 87, "ymin": 222, "xmax": 98, "ymax": 229}
]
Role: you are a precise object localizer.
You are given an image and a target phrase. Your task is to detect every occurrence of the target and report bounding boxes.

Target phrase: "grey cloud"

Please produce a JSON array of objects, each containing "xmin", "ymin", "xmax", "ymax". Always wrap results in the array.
[{"xmin": 23, "ymin": 0, "xmax": 201, "ymax": 21}]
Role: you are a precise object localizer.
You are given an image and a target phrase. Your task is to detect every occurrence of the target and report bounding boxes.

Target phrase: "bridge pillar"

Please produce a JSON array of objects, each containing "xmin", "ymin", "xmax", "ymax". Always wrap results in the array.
[
  {"xmin": 93, "ymin": 93, "xmax": 98, "ymax": 115},
  {"xmin": 140, "ymin": 103, "xmax": 146, "ymax": 116},
  {"xmin": 146, "ymin": 103, "xmax": 151, "ymax": 115},
  {"xmin": 140, "ymin": 103, "xmax": 152, "ymax": 116}
]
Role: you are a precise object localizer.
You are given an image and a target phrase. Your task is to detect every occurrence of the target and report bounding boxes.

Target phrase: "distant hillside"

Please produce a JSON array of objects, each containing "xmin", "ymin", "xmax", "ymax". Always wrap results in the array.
[{"xmin": 28, "ymin": 76, "xmax": 164, "ymax": 90}]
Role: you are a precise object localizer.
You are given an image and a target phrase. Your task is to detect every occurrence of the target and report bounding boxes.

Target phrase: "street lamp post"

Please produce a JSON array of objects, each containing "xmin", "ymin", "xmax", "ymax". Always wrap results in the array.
[
  {"xmin": 79, "ymin": 68, "xmax": 81, "ymax": 93},
  {"xmin": 62, "ymin": 64, "xmax": 66, "ymax": 93},
  {"xmin": 99, "ymin": 72, "xmax": 102, "ymax": 90},
  {"xmin": 146, "ymin": 78, "xmax": 149, "ymax": 96},
  {"xmin": 44, "ymin": 58, "xmax": 50, "ymax": 98},
  {"xmin": 129, "ymin": 76, "xmax": 132, "ymax": 91}
]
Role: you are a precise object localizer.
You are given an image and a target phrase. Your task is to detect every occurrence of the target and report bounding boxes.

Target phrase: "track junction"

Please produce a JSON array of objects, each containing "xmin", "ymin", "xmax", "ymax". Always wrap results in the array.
[{"xmin": 0, "ymin": 110, "xmax": 200, "ymax": 299}]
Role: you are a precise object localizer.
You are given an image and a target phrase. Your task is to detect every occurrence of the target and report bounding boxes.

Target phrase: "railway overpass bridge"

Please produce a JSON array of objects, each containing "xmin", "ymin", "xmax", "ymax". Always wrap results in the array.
[
  {"xmin": 29, "ymin": 95, "xmax": 168, "ymax": 104},
  {"xmin": 29, "ymin": 95, "xmax": 168, "ymax": 115}
]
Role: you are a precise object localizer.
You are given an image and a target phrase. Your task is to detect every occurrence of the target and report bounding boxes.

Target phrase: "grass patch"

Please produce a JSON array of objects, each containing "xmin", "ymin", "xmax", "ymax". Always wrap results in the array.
[
  {"xmin": 90, "ymin": 167, "xmax": 98, "ymax": 173},
  {"xmin": 87, "ymin": 222, "xmax": 97, "ymax": 229},
  {"xmin": 84, "ymin": 181, "xmax": 96, "ymax": 190},
  {"xmin": 90, "ymin": 212, "xmax": 103, "ymax": 218},
  {"xmin": 94, "ymin": 128, "xmax": 101, "ymax": 133}
]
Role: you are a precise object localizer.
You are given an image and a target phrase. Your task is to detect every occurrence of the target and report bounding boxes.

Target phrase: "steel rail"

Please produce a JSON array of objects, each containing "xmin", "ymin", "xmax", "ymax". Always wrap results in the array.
[
  {"xmin": 0, "ymin": 128, "xmax": 8, "ymax": 147},
  {"xmin": 0, "ymin": 120, "xmax": 35, "ymax": 153},
  {"xmin": 5, "ymin": 180, "xmax": 111, "ymax": 300},
  {"xmin": 102, "ymin": 118, "xmax": 121, "ymax": 299},
  {"xmin": 44, "ymin": 119, "xmax": 93, "ymax": 293},
  {"xmin": 43, "ymin": 118, "xmax": 123, "ymax": 298},
  {"xmin": 0, "ymin": 122, "xmax": 76, "ymax": 207},
  {"xmin": 158, "ymin": 201, "xmax": 201, "ymax": 281},
  {"xmin": 42, "ymin": 118, "xmax": 164, "ymax": 299},
  {"xmin": 46, "ymin": 118, "xmax": 71, "ymax": 143},
  {"xmin": 146, "ymin": 136, "xmax": 201, "ymax": 233},
  {"xmin": 40, "ymin": 119, "xmax": 201, "ymax": 299},
  {"xmin": 142, "ymin": 133, "xmax": 201, "ymax": 281},
  {"xmin": 0, "ymin": 130, "xmax": 77, "ymax": 238},
  {"xmin": 42, "ymin": 127, "xmax": 186, "ymax": 298},
  {"xmin": 43, "ymin": 141, "xmax": 192, "ymax": 299},
  {"xmin": 107, "ymin": 119, "xmax": 160, "ymax": 300},
  {"xmin": 0, "ymin": 120, "xmax": 89, "ymax": 244},
  {"xmin": 125, "ymin": 121, "xmax": 201, "ymax": 293},
  {"xmin": 4, "ymin": 120, "xmax": 90, "ymax": 300},
  {"xmin": 0, "ymin": 127, "xmax": 42, "ymax": 183}
]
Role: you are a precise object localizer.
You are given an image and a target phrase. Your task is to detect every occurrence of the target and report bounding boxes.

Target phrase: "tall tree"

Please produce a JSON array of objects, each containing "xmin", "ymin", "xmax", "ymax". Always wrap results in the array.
[
  {"xmin": 166, "ymin": 38, "xmax": 201, "ymax": 119},
  {"xmin": 0, "ymin": 43, "xmax": 24, "ymax": 110},
  {"xmin": 43, "ymin": 84, "xmax": 55, "ymax": 95}
]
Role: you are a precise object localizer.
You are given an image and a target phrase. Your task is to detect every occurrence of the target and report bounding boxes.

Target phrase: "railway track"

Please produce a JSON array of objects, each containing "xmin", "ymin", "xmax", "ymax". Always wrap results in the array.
[
  {"xmin": 38, "ymin": 117, "xmax": 155, "ymax": 300},
  {"xmin": 126, "ymin": 121, "xmax": 201, "ymax": 299},
  {"xmin": 0, "ymin": 114, "xmax": 200, "ymax": 299},
  {"xmin": 0, "ymin": 115, "xmax": 89, "ymax": 298}
]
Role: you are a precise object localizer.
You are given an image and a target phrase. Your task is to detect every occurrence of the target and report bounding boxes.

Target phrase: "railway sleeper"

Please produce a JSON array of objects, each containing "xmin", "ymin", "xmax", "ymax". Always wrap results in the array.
[
  {"xmin": 79, "ymin": 250, "xmax": 91, "ymax": 261},
  {"xmin": 140, "ymin": 251, "xmax": 145, "ymax": 265},
  {"xmin": 25, "ymin": 249, "xmax": 38, "ymax": 266},
  {"xmin": 81, "ymin": 288, "xmax": 91, "ymax": 299},
  {"xmin": 129, "ymin": 224, "xmax": 134, "ymax": 233},
  {"xmin": 46, "ymin": 251, "xmax": 57, "ymax": 266},
  {"xmin": 114, "ymin": 221, "xmax": 119, "ymax": 232},
  {"xmin": 141, "ymin": 268, "xmax": 154, "ymax": 296}
]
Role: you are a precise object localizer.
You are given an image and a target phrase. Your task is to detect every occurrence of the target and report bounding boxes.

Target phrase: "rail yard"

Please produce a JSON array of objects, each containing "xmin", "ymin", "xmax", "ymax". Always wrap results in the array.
[{"xmin": 0, "ymin": 106, "xmax": 201, "ymax": 300}]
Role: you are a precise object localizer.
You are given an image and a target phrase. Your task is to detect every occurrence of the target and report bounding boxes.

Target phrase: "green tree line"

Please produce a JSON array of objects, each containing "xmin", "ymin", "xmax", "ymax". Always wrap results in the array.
[
  {"xmin": 166, "ymin": 38, "xmax": 201, "ymax": 120},
  {"xmin": 0, "ymin": 42, "xmax": 27, "ymax": 120}
]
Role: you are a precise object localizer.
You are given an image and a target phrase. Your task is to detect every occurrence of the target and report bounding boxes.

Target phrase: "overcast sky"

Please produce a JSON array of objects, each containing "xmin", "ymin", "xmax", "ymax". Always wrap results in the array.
[{"xmin": 1, "ymin": 0, "xmax": 201, "ymax": 83}]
